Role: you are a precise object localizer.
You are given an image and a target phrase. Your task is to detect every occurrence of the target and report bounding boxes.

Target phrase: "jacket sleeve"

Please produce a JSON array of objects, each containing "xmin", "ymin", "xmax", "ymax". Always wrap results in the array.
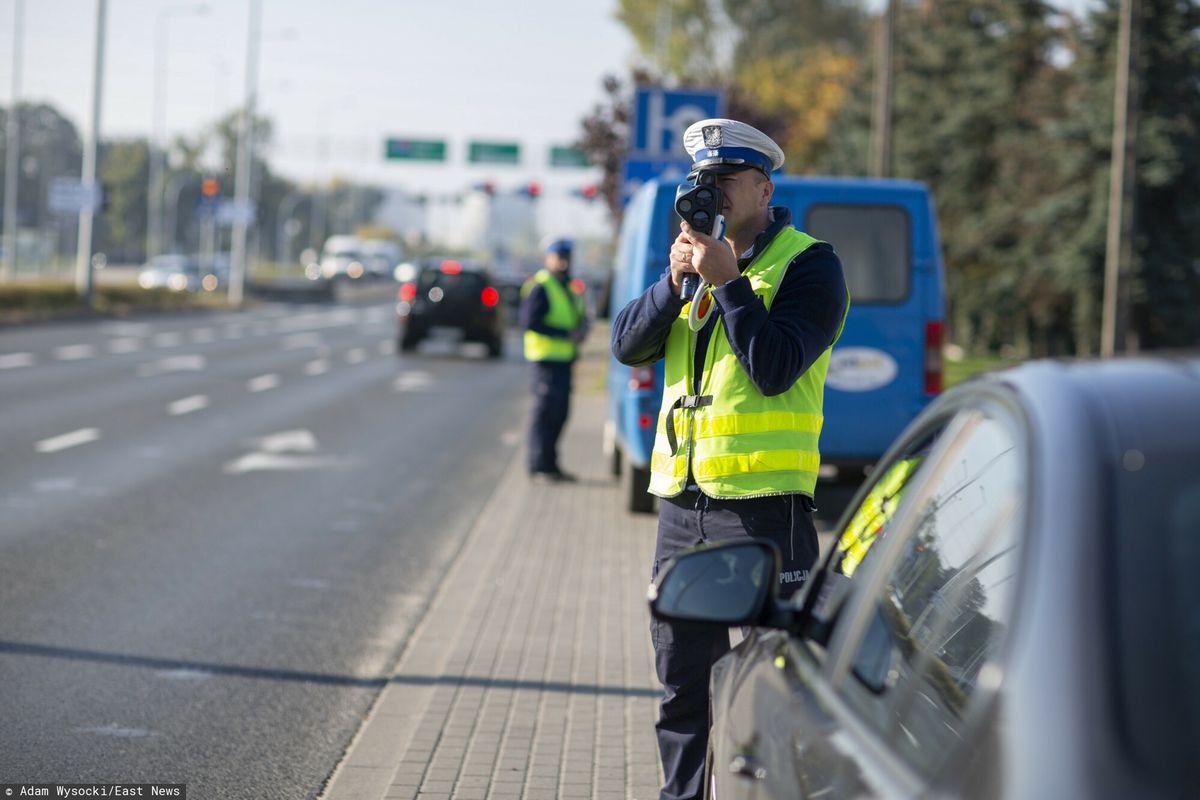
[
  {"xmin": 520, "ymin": 283, "xmax": 573, "ymax": 338},
  {"xmin": 610, "ymin": 273, "xmax": 686, "ymax": 367},
  {"xmin": 710, "ymin": 244, "xmax": 848, "ymax": 397}
]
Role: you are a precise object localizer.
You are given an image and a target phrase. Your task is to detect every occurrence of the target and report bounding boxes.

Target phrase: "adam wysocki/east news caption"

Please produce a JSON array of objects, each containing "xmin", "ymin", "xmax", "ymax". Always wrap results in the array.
[{"xmin": 2, "ymin": 787, "xmax": 185, "ymax": 798}]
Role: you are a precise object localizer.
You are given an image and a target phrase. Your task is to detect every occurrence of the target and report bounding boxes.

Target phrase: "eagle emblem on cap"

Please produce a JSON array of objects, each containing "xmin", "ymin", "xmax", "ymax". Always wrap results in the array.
[{"xmin": 702, "ymin": 125, "xmax": 723, "ymax": 148}]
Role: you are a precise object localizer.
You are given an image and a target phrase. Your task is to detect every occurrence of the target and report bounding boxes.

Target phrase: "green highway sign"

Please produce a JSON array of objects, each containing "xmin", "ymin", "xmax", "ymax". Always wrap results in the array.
[
  {"xmin": 550, "ymin": 146, "xmax": 589, "ymax": 168},
  {"xmin": 385, "ymin": 138, "xmax": 447, "ymax": 161},
  {"xmin": 469, "ymin": 141, "xmax": 520, "ymax": 165}
]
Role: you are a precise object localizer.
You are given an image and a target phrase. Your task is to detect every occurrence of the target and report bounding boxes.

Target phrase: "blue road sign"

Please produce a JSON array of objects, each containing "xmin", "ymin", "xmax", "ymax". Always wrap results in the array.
[
  {"xmin": 624, "ymin": 88, "xmax": 724, "ymax": 203},
  {"xmin": 631, "ymin": 88, "xmax": 724, "ymax": 159}
]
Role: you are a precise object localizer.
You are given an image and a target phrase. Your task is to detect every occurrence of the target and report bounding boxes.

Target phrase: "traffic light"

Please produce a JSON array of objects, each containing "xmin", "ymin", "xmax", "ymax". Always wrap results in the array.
[{"xmin": 201, "ymin": 178, "xmax": 220, "ymax": 197}]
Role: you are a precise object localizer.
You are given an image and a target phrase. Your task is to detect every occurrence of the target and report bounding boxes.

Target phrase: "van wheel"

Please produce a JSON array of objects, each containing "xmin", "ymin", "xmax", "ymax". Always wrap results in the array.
[
  {"xmin": 625, "ymin": 461, "xmax": 655, "ymax": 515},
  {"xmin": 609, "ymin": 441, "xmax": 622, "ymax": 478}
]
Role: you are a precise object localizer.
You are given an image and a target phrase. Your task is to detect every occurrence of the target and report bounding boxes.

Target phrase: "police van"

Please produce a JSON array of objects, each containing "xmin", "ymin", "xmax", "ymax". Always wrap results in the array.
[{"xmin": 604, "ymin": 176, "xmax": 946, "ymax": 513}]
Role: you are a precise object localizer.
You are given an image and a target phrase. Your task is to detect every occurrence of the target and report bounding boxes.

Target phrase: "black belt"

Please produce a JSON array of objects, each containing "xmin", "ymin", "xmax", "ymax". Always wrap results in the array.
[{"xmin": 665, "ymin": 394, "xmax": 713, "ymax": 456}]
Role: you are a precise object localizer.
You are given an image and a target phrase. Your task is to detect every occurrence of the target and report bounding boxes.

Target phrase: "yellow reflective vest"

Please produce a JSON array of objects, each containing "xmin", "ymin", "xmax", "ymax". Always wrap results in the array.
[
  {"xmin": 648, "ymin": 228, "xmax": 848, "ymax": 499},
  {"xmin": 522, "ymin": 270, "xmax": 585, "ymax": 362}
]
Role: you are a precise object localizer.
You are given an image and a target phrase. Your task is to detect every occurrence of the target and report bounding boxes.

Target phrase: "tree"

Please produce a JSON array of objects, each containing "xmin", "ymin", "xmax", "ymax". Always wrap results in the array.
[
  {"xmin": 0, "ymin": 102, "xmax": 83, "ymax": 228},
  {"xmin": 96, "ymin": 139, "xmax": 149, "ymax": 261}
]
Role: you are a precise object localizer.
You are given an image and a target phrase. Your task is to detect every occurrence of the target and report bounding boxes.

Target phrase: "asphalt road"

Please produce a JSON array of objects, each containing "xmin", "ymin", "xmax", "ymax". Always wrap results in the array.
[{"xmin": 0, "ymin": 301, "xmax": 528, "ymax": 797}]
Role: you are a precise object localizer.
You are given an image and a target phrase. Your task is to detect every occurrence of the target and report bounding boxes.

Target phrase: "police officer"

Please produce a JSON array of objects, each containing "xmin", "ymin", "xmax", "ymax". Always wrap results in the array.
[
  {"xmin": 521, "ymin": 239, "xmax": 588, "ymax": 482},
  {"xmin": 611, "ymin": 119, "xmax": 849, "ymax": 800}
]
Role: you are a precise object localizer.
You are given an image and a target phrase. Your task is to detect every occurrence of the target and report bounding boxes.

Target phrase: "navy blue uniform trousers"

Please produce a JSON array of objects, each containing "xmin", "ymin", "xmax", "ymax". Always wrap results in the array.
[
  {"xmin": 652, "ymin": 489, "xmax": 820, "ymax": 800},
  {"xmin": 527, "ymin": 360, "xmax": 572, "ymax": 474}
]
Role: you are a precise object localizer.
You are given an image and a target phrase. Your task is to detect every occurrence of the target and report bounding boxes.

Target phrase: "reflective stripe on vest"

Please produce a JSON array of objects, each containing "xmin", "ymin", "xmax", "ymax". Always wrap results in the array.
[
  {"xmin": 648, "ymin": 227, "xmax": 849, "ymax": 499},
  {"xmin": 522, "ymin": 270, "xmax": 583, "ymax": 362}
]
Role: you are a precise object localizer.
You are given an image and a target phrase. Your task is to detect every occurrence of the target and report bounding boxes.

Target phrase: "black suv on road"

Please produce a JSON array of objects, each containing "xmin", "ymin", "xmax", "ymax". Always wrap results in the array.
[{"xmin": 395, "ymin": 258, "xmax": 505, "ymax": 357}]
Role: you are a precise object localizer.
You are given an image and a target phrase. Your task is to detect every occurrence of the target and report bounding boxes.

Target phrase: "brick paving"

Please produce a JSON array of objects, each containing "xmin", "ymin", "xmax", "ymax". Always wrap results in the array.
[{"xmin": 322, "ymin": 339, "xmax": 664, "ymax": 800}]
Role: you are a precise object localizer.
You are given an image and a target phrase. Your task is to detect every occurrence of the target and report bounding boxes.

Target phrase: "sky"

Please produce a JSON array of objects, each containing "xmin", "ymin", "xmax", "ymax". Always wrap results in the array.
[
  {"xmin": 0, "ymin": 0, "xmax": 637, "ymax": 236},
  {"xmin": 0, "ymin": 0, "xmax": 1099, "ymax": 242}
]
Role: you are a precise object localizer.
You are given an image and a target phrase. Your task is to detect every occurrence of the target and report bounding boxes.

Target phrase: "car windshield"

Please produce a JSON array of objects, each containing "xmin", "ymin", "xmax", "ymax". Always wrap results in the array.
[
  {"xmin": 418, "ymin": 269, "xmax": 486, "ymax": 294},
  {"xmin": 1112, "ymin": 438, "xmax": 1200, "ymax": 792}
]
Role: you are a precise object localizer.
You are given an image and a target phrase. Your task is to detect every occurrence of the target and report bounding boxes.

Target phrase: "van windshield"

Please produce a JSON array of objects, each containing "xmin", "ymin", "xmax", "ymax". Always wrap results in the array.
[{"xmin": 806, "ymin": 205, "xmax": 909, "ymax": 303}]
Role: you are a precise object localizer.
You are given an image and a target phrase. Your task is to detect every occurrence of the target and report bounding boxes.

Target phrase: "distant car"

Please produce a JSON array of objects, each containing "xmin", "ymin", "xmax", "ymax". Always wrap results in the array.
[
  {"xmin": 137, "ymin": 254, "xmax": 225, "ymax": 293},
  {"xmin": 360, "ymin": 239, "xmax": 403, "ymax": 279},
  {"xmin": 317, "ymin": 235, "xmax": 367, "ymax": 281},
  {"xmin": 395, "ymin": 257, "xmax": 504, "ymax": 357},
  {"xmin": 650, "ymin": 356, "xmax": 1200, "ymax": 800}
]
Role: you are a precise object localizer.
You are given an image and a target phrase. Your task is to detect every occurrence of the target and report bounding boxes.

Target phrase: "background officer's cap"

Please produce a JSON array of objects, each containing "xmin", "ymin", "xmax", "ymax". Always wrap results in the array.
[
  {"xmin": 682, "ymin": 118, "xmax": 785, "ymax": 180},
  {"xmin": 545, "ymin": 238, "xmax": 573, "ymax": 257}
]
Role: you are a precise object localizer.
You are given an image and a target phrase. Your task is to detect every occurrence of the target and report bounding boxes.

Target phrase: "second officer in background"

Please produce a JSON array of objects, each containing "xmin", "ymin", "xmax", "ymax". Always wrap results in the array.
[{"xmin": 521, "ymin": 239, "xmax": 588, "ymax": 483}]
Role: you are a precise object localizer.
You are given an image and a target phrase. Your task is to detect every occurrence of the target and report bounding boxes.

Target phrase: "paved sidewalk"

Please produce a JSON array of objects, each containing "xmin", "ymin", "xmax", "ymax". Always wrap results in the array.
[{"xmin": 321, "ymin": 342, "xmax": 664, "ymax": 800}]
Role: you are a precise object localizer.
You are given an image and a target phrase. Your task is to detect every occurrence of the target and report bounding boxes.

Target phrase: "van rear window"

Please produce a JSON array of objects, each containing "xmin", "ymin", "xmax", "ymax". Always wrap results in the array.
[{"xmin": 806, "ymin": 205, "xmax": 909, "ymax": 303}]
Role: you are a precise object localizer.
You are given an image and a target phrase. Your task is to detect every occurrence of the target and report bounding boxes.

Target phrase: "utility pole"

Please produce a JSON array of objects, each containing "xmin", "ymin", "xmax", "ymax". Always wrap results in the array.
[
  {"xmin": 229, "ymin": 0, "xmax": 261, "ymax": 306},
  {"xmin": 869, "ymin": 0, "xmax": 896, "ymax": 178},
  {"xmin": 75, "ymin": 0, "xmax": 107, "ymax": 305},
  {"xmin": 1101, "ymin": 0, "xmax": 1140, "ymax": 357},
  {"xmin": 2, "ymin": 0, "xmax": 24, "ymax": 281}
]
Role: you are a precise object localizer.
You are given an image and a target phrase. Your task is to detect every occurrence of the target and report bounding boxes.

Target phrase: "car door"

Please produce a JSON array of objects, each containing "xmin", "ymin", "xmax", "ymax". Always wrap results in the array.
[
  {"xmin": 712, "ymin": 390, "xmax": 1027, "ymax": 799},
  {"xmin": 802, "ymin": 392, "xmax": 1027, "ymax": 797}
]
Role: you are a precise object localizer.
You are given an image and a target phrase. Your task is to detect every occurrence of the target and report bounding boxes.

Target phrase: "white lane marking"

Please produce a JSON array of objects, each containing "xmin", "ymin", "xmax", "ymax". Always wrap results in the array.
[
  {"xmin": 102, "ymin": 322, "xmax": 151, "ymax": 336},
  {"xmin": 304, "ymin": 358, "xmax": 330, "ymax": 376},
  {"xmin": 281, "ymin": 332, "xmax": 323, "ymax": 350},
  {"xmin": 223, "ymin": 325, "xmax": 244, "ymax": 339},
  {"xmin": 137, "ymin": 354, "xmax": 207, "ymax": 377},
  {"xmin": 255, "ymin": 429, "xmax": 318, "ymax": 453},
  {"xmin": 223, "ymin": 452, "xmax": 347, "ymax": 474},
  {"xmin": 377, "ymin": 339, "xmax": 395, "ymax": 355},
  {"xmin": 108, "ymin": 338, "xmax": 142, "ymax": 354},
  {"xmin": 156, "ymin": 669, "xmax": 213, "ymax": 682},
  {"xmin": 36, "ymin": 427, "xmax": 101, "ymax": 453},
  {"xmin": 153, "ymin": 332, "xmax": 183, "ymax": 348},
  {"xmin": 247, "ymin": 373, "xmax": 280, "ymax": 392},
  {"xmin": 346, "ymin": 348, "xmax": 367, "ymax": 364},
  {"xmin": 501, "ymin": 431, "xmax": 521, "ymax": 446},
  {"xmin": 393, "ymin": 371, "xmax": 433, "ymax": 392},
  {"xmin": 0, "ymin": 352, "xmax": 35, "ymax": 369},
  {"xmin": 191, "ymin": 328, "xmax": 215, "ymax": 343},
  {"xmin": 73, "ymin": 723, "xmax": 157, "ymax": 739},
  {"xmin": 168, "ymin": 394, "xmax": 209, "ymax": 415},
  {"xmin": 34, "ymin": 477, "xmax": 79, "ymax": 492},
  {"xmin": 54, "ymin": 344, "xmax": 95, "ymax": 361}
]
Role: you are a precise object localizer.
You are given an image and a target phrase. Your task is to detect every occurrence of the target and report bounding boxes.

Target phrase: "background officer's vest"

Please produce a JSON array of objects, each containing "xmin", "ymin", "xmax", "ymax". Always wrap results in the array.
[
  {"xmin": 649, "ymin": 228, "xmax": 848, "ymax": 499},
  {"xmin": 522, "ymin": 270, "xmax": 584, "ymax": 362}
]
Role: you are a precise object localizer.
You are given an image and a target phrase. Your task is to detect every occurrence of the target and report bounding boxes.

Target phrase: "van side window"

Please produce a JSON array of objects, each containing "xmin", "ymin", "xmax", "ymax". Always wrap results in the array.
[{"xmin": 806, "ymin": 205, "xmax": 909, "ymax": 303}]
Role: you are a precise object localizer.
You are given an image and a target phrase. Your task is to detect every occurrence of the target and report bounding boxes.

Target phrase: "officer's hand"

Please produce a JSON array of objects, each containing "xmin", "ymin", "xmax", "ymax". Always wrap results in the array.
[
  {"xmin": 668, "ymin": 232, "xmax": 699, "ymax": 297},
  {"xmin": 680, "ymin": 221, "xmax": 740, "ymax": 287}
]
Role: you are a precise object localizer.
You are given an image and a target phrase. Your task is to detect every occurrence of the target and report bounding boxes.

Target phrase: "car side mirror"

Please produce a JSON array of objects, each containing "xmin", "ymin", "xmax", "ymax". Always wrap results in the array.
[{"xmin": 648, "ymin": 541, "xmax": 780, "ymax": 626}]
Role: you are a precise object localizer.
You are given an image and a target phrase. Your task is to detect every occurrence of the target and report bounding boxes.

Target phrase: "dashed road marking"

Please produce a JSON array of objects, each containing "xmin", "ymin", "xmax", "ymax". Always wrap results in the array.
[
  {"xmin": 0, "ymin": 352, "xmax": 35, "ymax": 369},
  {"xmin": 54, "ymin": 344, "xmax": 95, "ymax": 361},
  {"xmin": 153, "ymin": 332, "xmax": 183, "ymax": 348},
  {"xmin": 36, "ymin": 427, "xmax": 101, "ymax": 453},
  {"xmin": 346, "ymin": 348, "xmax": 367, "ymax": 364},
  {"xmin": 168, "ymin": 394, "xmax": 209, "ymax": 415},
  {"xmin": 108, "ymin": 338, "xmax": 143, "ymax": 354},
  {"xmin": 281, "ymin": 333, "xmax": 323, "ymax": 350},
  {"xmin": 393, "ymin": 371, "xmax": 434, "ymax": 392},
  {"xmin": 191, "ymin": 328, "xmax": 216, "ymax": 343},
  {"xmin": 137, "ymin": 354, "xmax": 207, "ymax": 377},
  {"xmin": 247, "ymin": 373, "xmax": 280, "ymax": 392},
  {"xmin": 304, "ymin": 358, "xmax": 330, "ymax": 376},
  {"xmin": 378, "ymin": 340, "xmax": 395, "ymax": 355}
]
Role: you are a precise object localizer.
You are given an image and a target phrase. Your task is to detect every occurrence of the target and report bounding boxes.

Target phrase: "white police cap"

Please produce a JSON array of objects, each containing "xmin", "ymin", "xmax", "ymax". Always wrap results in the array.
[{"xmin": 682, "ymin": 118, "xmax": 785, "ymax": 179}]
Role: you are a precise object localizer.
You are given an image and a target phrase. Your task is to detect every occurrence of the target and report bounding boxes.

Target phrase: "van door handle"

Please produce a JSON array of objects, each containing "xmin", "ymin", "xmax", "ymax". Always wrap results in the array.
[{"xmin": 729, "ymin": 754, "xmax": 766, "ymax": 781}]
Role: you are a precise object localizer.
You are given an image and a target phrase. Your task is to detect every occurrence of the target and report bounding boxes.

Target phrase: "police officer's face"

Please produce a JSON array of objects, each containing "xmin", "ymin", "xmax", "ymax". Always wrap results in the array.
[
  {"xmin": 715, "ymin": 168, "xmax": 772, "ymax": 235},
  {"xmin": 545, "ymin": 253, "xmax": 569, "ymax": 273}
]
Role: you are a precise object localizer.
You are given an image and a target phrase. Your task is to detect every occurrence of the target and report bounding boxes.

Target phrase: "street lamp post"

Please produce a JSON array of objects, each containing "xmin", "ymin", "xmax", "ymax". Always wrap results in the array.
[
  {"xmin": 2, "ymin": 0, "xmax": 24, "ymax": 280},
  {"xmin": 228, "ymin": 0, "xmax": 262, "ymax": 307},
  {"xmin": 147, "ymin": 3, "xmax": 207, "ymax": 262},
  {"xmin": 75, "ymin": 0, "xmax": 108, "ymax": 305}
]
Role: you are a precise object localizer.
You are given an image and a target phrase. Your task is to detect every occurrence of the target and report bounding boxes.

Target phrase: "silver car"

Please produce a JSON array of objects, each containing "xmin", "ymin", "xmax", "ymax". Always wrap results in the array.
[{"xmin": 650, "ymin": 356, "xmax": 1200, "ymax": 800}]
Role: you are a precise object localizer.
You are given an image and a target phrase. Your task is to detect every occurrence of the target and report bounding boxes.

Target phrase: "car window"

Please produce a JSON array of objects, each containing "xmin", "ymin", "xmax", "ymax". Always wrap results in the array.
[
  {"xmin": 806, "ymin": 205, "xmax": 909, "ymax": 304},
  {"xmin": 418, "ymin": 269, "xmax": 486, "ymax": 294},
  {"xmin": 839, "ymin": 407, "xmax": 1024, "ymax": 779}
]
